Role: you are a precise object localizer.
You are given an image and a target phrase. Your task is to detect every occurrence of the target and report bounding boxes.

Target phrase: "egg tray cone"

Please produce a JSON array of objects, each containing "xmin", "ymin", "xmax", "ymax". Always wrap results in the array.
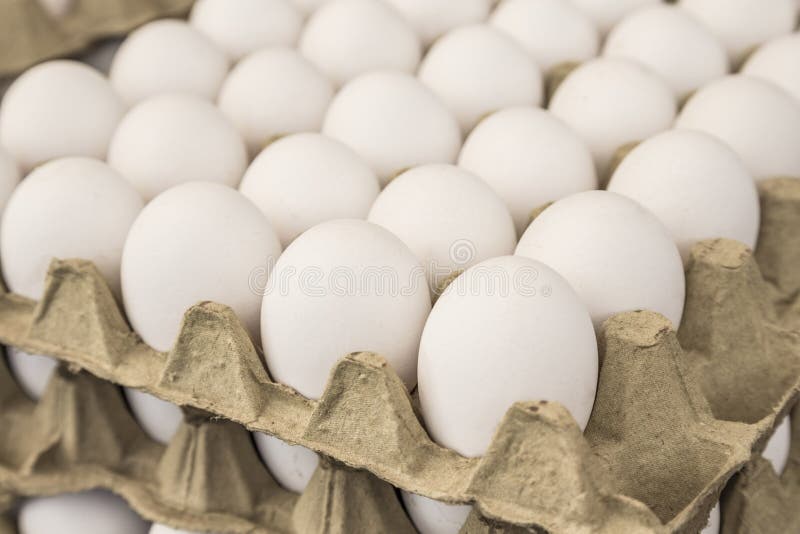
[
  {"xmin": 0, "ymin": 178, "xmax": 795, "ymax": 533},
  {"xmin": 0, "ymin": 0, "xmax": 194, "ymax": 76}
]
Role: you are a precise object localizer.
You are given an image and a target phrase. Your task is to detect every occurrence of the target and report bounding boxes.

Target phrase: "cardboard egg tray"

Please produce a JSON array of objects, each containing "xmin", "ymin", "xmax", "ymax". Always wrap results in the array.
[{"xmin": 0, "ymin": 178, "xmax": 796, "ymax": 534}]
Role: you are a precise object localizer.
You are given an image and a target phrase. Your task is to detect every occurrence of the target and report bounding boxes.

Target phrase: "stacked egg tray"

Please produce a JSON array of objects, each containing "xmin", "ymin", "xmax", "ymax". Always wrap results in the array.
[{"xmin": 0, "ymin": 178, "xmax": 795, "ymax": 534}]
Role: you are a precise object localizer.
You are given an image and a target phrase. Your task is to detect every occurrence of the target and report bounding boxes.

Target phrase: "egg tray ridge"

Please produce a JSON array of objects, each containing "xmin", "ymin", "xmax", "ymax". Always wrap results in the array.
[{"xmin": 0, "ymin": 178, "xmax": 797, "ymax": 534}]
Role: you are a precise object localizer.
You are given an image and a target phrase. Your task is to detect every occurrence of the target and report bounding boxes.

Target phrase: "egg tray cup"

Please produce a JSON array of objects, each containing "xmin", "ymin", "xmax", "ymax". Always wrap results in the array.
[
  {"xmin": 0, "ymin": 178, "xmax": 797, "ymax": 534},
  {"xmin": 0, "ymin": 0, "xmax": 194, "ymax": 77}
]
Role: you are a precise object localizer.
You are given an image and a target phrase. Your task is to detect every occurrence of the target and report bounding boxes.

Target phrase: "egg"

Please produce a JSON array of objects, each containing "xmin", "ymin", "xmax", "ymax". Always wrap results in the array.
[
  {"xmin": 743, "ymin": 34, "xmax": 800, "ymax": 103},
  {"xmin": 405, "ymin": 254, "xmax": 598, "ymax": 533},
  {"xmin": 516, "ymin": 191, "xmax": 685, "ymax": 330},
  {"xmin": 150, "ymin": 525, "xmax": 221, "ymax": 534},
  {"xmin": 5, "ymin": 347, "xmax": 58, "ymax": 401},
  {"xmin": 189, "ymin": 0, "xmax": 303, "ymax": 61},
  {"xmin": 490, "ymin": 0, "xmax": 599, "ymax": 73},
  {"xmin": 108, "ymin": 94, "xmax": 247, "ymax": 201},
  {"xmin": 457, "ymin": 106, "xmax": 597, "ymax": 236},
  {"xmin": 676, "ymin": 75, "xmax": 800, "ymax": 181},
  {"xmin": 607, "ymin": 129, "xmax": 760, "ymax": 263},
  {"xmin": 109, "ymin": 20, "xmax": 228, "ymax": 105},
  {"xmin": 367, "ymin": 164, "xmax": 516, "ymax": 296},
  {"xmin": 291, "ymin": 0, "xmax": 329, "ymax": 15},
  {"xmin": 383, "ymin": 0, "xmax": 492, "ymax": 46},
  {"xmin": 701, "ymin": 502, "xmax": 720, "ymax": 534},
  {"xmin": 322, "ymin": 70, "xmax": 462, "ymax": 185},
  {"xmin": 763, "ymin": 416, "xmax": 792, "ymax": 475},
  {"xmin": 18, "ymin": 490, "xmax": 149, "ymax": 534},
  {"xmin": 299, "ymin": 0, "xmax": 421, "ymax": 87},
  {"xmin": 548, "ymin": 57, "xmax": 676, "ymax": 175},
  {"xmin": 253, "ymin": 432, "xmax": 320, "ymax": 492},
  {"xmin": 239, "ymin": 133, "xmax": 379, "ymax": 247},
  {"xmin": 0, "ymin": 60, "xmax": 125, "ymax": 173},
  {"xmin": 678, "ymin": 0, "xmax": 797, "ymax": 63},
  {"xmin": 217, "ymin": 48, "xmax": 334, "ymax": 155},
  {"xmin": 123, "ymin": 388, "xmax": 184, "ymax": 445},
  {"xmin": 0, "ymin": 146, "xmax": 21, "ymax": 217},
  {"xmin": 417, "ymin": 24, "xmax": 543, "ymax": 132},
  {"xmin": 569, "ymin": 0, "xmax": 660, "ymax": 36},
  {"xmin": 603, "ymin": 5, "xmax": 729, "ymax": 98}
]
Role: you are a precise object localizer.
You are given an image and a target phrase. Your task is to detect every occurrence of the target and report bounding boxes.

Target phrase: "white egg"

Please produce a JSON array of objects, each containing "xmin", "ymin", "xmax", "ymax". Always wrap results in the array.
[
  {"xmin": 608, "ymin": 129, "xmax": 760, "ymax": 264},
  {"xmin": 239, "ymin": 133, "xmax": 379, "ymax": 247},
  {"xmin": 676, "ymin": 75, "xmax": 800, "ymax": 181},
  {"xmin": 217, "ymin": 48, "xmax": 334, "ymax": 155},
  {"xmin": 548, "ymin": 57, "xmax": 676, "ymax": 175},
  {"xmin": 679, "ymin": 0, "xmax": 797, "ymax": 63},
  {"xmin": 0, "ymin": 146, "xmax": 21, "ymax": 217},
  {"xmin": 123, "ymin": 388, "xmax": 184, "ymax": 445},
  {"xmin": 490, "ymin": 0, "xmax": 599, "ymax": 73},
  {"xmin": 763, "ymin": 416, "xmax": 792, "ymax": 475},
  {"xmin": 322, "ymin": 70, "xmax": 462, "ymax": 185},
  {"xmin": 568, "ymin": 0, "xmax": 660, "ymax": 36},
  {"xmin": 5, "ymin": 347, "xmax": 58, "ymax": 400},
  {"xmin": 383, "ymin": 0, "xmax": 492, "ymax": 46},
  {"xmin": 0, "ymin": 60, "xmax": 125, "ymax": 173},
  {"xmin": 109, "ymin": 20, "xmax": 229, "ymax": 105},
  {"xmin": 457, "ymin": 106, "xmax": 597, "ymax": 236},
  {"xmin": 299, "ymin": 0, "xmax": 421, "ymax": 87},
  {"xmin": 18, "ymin": 490, "xmax": 149, "ymax": 534},
  {"xmin": 743, "ymin": 34, "xmax": 800, "ymax": 103},
  {"xmin": 121, "ymin": 181, "xmax": 281, "ymax": 353},
  {"xmin": 417, "ymin": 24, "xmax": 543, "ymax": 132},
  {"xmin": 401, "ymin": 491, "xmax": 471, "ymax": 534},
  {"xmin": 603, "ymin": 5, "xmax": 729, "ymax": 98},
  {"xmin": 253, "ymin": 432, "xmax": 319, "ymax": 492},
  {"xmin": 291, "ymin": 0, "xmax": 329, "ymax": 15},
  {"xmin": 367, "ymin": 164, "xmax": 516, "ymax": 296},
  {"xmin": 189, "ymin": 0, "xmax": 303, "ymax": 61},
  {"xmin": 516, "ymin": 191, "xmax": 685, "ymax": 330},
  {"xmin": 701, "ymin": 502, "xmax": 720, "ymax": 534},
  {"xmin": 108, "ymin": 94, "xmax": 247, "ymax": 201}
]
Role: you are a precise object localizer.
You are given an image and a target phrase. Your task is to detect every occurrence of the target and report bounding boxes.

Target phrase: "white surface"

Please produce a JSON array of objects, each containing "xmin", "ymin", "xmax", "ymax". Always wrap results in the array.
[
  {"xmin": 322, "ymin": 70, "xmax": 462, "ymax": 185},
  {"xmin": 239, "ymin": 133, "xmax": 379, "ymax": 247},
  {"xmin": 190, "ymin": 0, "xmax": 303, "ymax": 60},
  {"xmin": 253, "ymin": 432, "xmax": 319, "ymax": 493},
  {"xmin": 676, "ymin": 75, "xmax": 800, "ymax": 181},
  {"xmin": 516, "ymin": 190, "xmax": 685, "ymax": 330},
  {"xmin": 569, "ymin": 0, "xmax": 660, "ymax": 35},
  {"xmin": 490, "ymin": 0, "xmax": 599, "ymax": 72},
  {"xmin": 291, "ymin": 0, "xmax": 329, "ymax": 15},
  {"xmin": 108, "ymin": 93, "xmax": 247, "ymax": 201},
  {"xmin": 124, "ymin": 388, "xmax": 184, "ymax": 445},
  {"xmin": 110, "ymin": 20, "xmax": 228, "ymax": 105},
  {"xmin": 418, "ymin": 24, "xmax": 543, "ymax": 132},
  {"xmin": 743, "ymin": 34, "xmax": 800, "ymax": 103},
  {"xmin": 385, "ymin": 0, "xmax": 491, "ymax": 46},
  {"xmin": 261, "ymin": 219, "xmax": 431, "ymax": 398},
  {"xmin": 603, "ymin": 5, "xmax": 729, "ymax": 98},
  {"xmin": 0, "ymin": 157, "xmax": 143, "ymax": 300},
  {"xmin": 458, "ymin": 106, "xmax": 597, "ymax": 236},
  {"xmin": 5, "ymin": 347, "xmax": 58, "ymax": 400},
  {"xmin": 217, "ymin": 48, "xmax": 334, "ymax": 155},
  {"xmin": 401, "ymin": 491, "xmax": 471, "ymax": 534},
  {"xmin": 368, "ymin": 164, "xmax": 516, "ymax": 296},
  {"xmin": 0, "ymin": 146, "xmax": 20, "ymax": 219},
  {"xmin": 548, "ymin": 57, "xmax": 676, "ymax": 175},
  {"xmin": 700, "ymin": 502, "xmax": 720, "ymax": 534},
  {"xmin": 0, "ymin": 60, "xmax": 125, "ymax": 173},
  {"xmin": 608, "ymin": 129, "xmax": 760, "ymax": 263},
  {"xmin": 763, "ymin": 416, "xmax": 792, "ymax": 475},
  {"xmin": 18, "ymin": 490, "xmax": 149, "ymax": 534},
  {"xmin": 121, "ymin": 182, "xmax": 281, "ymax": 352},
  {"xmin": 299, "ymin": 0, "xmax": 421, "ymax": 87}
]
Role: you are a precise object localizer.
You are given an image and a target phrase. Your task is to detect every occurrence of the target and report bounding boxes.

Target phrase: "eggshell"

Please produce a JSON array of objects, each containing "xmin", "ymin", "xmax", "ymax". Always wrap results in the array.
[
  {"xmin": 548, "ymin": 57, "xmax": 676, "ymax": 174},
  {"xmin": 516, "ymin": 191, "xmax": 685, "ymax": 330},
  {"xmin": 123, "ymin": 388, "xmax": 184, "ymax": 445},
  {"xmin": 109, "ymin": 19, "xmax": 228, "ymax": 105},
  {"xmin": 108, "ymin": 94, "xmax": 247, "ymax": 201},
  {"xmin": 0, "ymin": 146, "xmax": 21, "ymax": 217},
  {"xmin": 701, "ymin": 502, "xmax": 720, "ymax": 534},
  {"xmin": 217, "ymin": 48, "xmax": 334, "ymax": 155},
  {"xmin": 608, "ymin": 129, "xmax": 760, "ymax": 263},
  {"xmin": 367, "ymin": 164, "xmax": 516, "ymax": 296},
  {"xmin": 239, "ymin": 133, "xmax": 379, "ymax": 247},
  {"xmin": 457, "ymin": 106, "xmax": 597, "ymax": 236},
  {"xmin": 18, "ymin": 490, "xmax": 149, "ymax": 534},
  {"xmin": 5, "ymin": 347, "xmax": 57, "ymax": 400},
  {"xmin": 383, "ymin": 0, "xmax": 492, "ymax": 46},
  {"xmin": 679, "ymin": 0, "xmax": 797, "ymax": 62},
  {"xmin": 0, "ymin": 60, "xmax": 125, "ymax": 173},
  {"xmin": 676, "ymin": 75, "xmax": 800, "ymax": 181},
  {"xmin": 322, "ymin": 70, "xmax": 462, "ymax": 185},
  {"xmin": 417, "ymin": 24, "xmax": 543, "ymax": 132},
  {"xmin": 291, "ymin": 0, "xmax": 329, "ymax": 15},
  {"xmin": 569, "ymin": 0, "xmax": 660, "ymax": 35},
  {"xmin": 121, "ymin": 181, "xmax": 281, "ymax": 353},
  {"xmin": 401, "ymin": 492, "xmax": 471, "ymax": 534},
  {"xmin": 763, "ymin": 416, "xmax": 792, "ymax": 475},
  {"xmin": 743, "ymin": 34, "xmax": 800, "ymax": 103},
  {"xmin": 190, "ymin": 0, "xmax": 303, "ymax": 60},
  {"xmin": 253, "ymin": 432, "xmax": 319, "ymax": 493},
  {"xmin": 299, "ymin": 0, "xmax": 421, "ymax": 87},
  {"xmin": 490, "ymin": 0, "xmax": 599, "ymax": 72},
  {"xmin": 603, "ymin": 5, "xmax": 729, "ymax": 98}
]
